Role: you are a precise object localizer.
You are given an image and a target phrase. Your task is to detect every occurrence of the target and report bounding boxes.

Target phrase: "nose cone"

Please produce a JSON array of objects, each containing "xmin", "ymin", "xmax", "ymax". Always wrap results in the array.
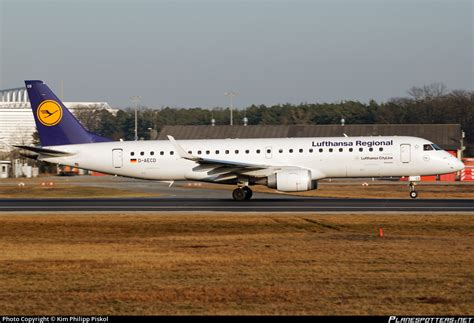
[{"xmin": 453, "ymin": 158, "xmax": 465, "ymax": 172}]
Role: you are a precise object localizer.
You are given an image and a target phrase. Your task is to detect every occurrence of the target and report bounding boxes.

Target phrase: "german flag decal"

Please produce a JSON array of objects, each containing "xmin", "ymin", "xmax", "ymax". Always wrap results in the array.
[{"xmin": 130, "ymin": 159, "xmax": 137, "ymax": 163}]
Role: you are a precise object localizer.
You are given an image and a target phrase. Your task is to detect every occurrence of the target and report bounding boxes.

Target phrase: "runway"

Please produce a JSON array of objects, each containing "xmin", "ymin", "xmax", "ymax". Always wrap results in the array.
[{"xmin": 1, "ymin": 197, "xmax": 474, "ymax": 212}]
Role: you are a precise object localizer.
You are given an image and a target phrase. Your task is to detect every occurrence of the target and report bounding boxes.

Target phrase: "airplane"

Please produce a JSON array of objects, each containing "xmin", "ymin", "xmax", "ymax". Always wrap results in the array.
[{"xmin": 16, "ymin": 80, "xmax": 465, "ymax": 201}]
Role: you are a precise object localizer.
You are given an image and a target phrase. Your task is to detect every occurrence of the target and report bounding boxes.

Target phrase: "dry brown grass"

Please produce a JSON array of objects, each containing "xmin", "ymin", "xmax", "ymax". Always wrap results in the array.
[
  {"xmin": 0, "ymin": 185, "xmax": 156, "ymax": 198},
  {"xmin": 0, "ymin": 212, "xmax": 472, "ymax": 315},
  {"xmin": 189, "ymin": 182, "xmax": 474, "ymax": 199}
]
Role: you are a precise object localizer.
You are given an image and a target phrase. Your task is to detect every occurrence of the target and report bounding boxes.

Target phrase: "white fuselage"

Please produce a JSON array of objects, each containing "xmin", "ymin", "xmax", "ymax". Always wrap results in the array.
[{"xmin": 41, "ymin": 136, "xmax": 463, "ymax": 184}]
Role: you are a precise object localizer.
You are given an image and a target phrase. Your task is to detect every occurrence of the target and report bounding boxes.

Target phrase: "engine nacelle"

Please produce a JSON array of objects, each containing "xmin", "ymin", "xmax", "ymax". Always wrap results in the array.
[{"xmin": 267, "ymin": 169, "xmax": 317, "ymax": 192}]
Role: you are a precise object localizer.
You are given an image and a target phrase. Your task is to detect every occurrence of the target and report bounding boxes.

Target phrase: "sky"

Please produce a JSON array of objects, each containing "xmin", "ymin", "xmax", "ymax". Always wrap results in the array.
[{"xmin": 0, "ymin": 0, "xmax": 472, "ymax": 109}]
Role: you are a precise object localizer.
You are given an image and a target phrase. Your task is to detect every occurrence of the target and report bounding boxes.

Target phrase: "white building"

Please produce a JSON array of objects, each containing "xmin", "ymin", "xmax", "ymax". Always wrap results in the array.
[
  {"xmin": 0, "ymin": 161, "xmax": 11, "ymax": 178},
  {"xmin": 0, "ymin": 87, "xmax": 115, "ymax": 151}
]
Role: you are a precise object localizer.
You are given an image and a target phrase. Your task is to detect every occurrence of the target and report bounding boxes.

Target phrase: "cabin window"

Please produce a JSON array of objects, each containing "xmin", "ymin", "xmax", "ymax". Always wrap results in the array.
[
  {"xmin": 235, "ymin": 150, "xmax": 239, "ymax": 154},
  {"xmin": 299, "ymin": 149, "xmax": 303, "ymax": 153},
  {"xmin": 197, "ymin": 150, "xmax": 202, "ymax": 155},
  {"xmin": 225, "ymin": 150, "xmax": 229, "ymax": 154},
  {"xmin": 160, "ymin": 151, "xmax": 164, "ymax": 155},
  {"xmin": 338, "ymin": 148, "xmax": 342, "ymax": 152},
  {"xmin": 150, "ymin": 151, "xmax": 155, "ymax": 156},
  {"xmin": 319, "ymin": 148, "xmax": 323, "ymax": 153},
  {"xmin": 349, "ymin": 148, "xmax": 353, "ymax": 152},
  {"xmin": 187, "ymin": 151, "xmax": 192, "ymax": 154},
  {"xmin": 170, "ymin": 151, "xmax": 174, "ymax": 155},
  {"xmin": 329, "ymin": 148, "xmax": 333, "ymax": 152},
  {"xmin": 130, "ymin": 152, "xmax": 135, "ymax": 156},
  {"xmin": 140, "ymin": 152, "xmax": 144, "ymax": 156},
  {"xmin": 424, "ymin": 144, "xmax": 434, "ymax": 151},
  {"xmin": 379, "ymin": 147, "xmax": 383, "ymax": 152},
  {"xmin": 289, "ymin": 149, "xmax": 293, "ymax": 153},
  {"xmin": 279, "ymin": 149, "xmax": 283, "ymax": 153},
  {"xmin": 359, "ymin": 148, "xmax": 363, "ymax": 152},
  {"xmin": 245, "ymin": 150, "xmax": 250, "ymax": 154},
  {"xmin": 206, "ymin": 150, "xmax": 210, "ymax": 155},
  {"xmin": 369, "ymin": 148, "xmax": 373, "ymax": 152},
  {"xmin": 267, "ymin": 149, "xmax": 271, "ymax": 154},
  {"xmin": 215, "ymin": 150, "xmax": 220, "ymax": 155},
  {"xmin": 309, "ymin": 148, "xmax": 313, "ymax": 153},
  {"xmin": 256, "ymin": 149, "xmax": 261, "ymax": 154}
]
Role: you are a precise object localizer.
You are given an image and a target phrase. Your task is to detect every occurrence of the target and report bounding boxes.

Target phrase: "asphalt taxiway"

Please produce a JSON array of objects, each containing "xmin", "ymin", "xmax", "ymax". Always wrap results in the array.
[{"xmin": 1, "ymin": 197, "xmax": 474, "ymax": 212}]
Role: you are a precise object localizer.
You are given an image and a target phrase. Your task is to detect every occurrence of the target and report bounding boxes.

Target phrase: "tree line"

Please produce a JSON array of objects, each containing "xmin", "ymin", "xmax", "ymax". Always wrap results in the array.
[{"xmin": 74, "ymin": 84, "xmax": 474, "ymax": 156}]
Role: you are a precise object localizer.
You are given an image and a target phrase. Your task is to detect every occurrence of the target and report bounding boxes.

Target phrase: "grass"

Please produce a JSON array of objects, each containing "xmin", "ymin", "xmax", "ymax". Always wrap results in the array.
[
  {"xmin": 0, "ymin": 213, "xmax": 472, "ymax": 315},
  {"xmin": 0, "ymin": 185, "xmax": 156, "ymax": 198}
]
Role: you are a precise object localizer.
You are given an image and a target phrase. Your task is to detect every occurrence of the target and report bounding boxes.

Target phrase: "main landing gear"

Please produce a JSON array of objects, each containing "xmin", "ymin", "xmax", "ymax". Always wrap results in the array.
[
  {"xmin": 409, "ymin": 181, "xmax": 418, "ymax": 199},
  {"xmin": 232, "ymin": 186, "xmax": 253, "ymax": 201}
]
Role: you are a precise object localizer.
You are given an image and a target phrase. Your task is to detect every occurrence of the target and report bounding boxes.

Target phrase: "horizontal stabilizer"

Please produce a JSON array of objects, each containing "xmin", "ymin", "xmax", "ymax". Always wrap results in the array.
[
  {"xmin": 19, "ymin": 152, "xmax": 39, "ymax": 160},
  {"xmin": 14, "ymin": 145, "xmax": 74, "ymax": 157}
]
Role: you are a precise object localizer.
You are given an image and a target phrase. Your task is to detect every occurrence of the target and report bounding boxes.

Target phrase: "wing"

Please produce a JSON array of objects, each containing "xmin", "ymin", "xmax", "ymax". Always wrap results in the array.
[{"xmin": 167, "ymin": 135, "xmax": 311, "ymax": 182}]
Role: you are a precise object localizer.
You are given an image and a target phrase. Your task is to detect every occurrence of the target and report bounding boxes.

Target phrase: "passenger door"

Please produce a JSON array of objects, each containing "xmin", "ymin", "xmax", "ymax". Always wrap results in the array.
[
  {"xmin": 400, "ymin": 144, "xmax": 411, "ymax": 163},
  {"xmin": 112, "ymin": 149, "xmax": 123, "ymax": 168}
]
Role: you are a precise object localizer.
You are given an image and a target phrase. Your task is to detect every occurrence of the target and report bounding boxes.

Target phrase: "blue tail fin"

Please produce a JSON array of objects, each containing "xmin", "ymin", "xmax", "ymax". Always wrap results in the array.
[{"xmin": 25, "ymin": 80, "xmax": 112, "ymax": 146}]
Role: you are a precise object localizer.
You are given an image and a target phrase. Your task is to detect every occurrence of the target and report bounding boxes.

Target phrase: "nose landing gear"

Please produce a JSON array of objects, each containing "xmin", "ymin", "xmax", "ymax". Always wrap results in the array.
[{"xmin": 409, "ymin": 181, "xmax": 418, "ymax": 199}]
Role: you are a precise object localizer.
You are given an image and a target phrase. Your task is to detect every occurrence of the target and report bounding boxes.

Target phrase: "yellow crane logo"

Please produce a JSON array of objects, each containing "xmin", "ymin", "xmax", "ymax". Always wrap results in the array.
[{"xmin": 37, "ymin": 100, "xmax": 63, "ymax": 126}]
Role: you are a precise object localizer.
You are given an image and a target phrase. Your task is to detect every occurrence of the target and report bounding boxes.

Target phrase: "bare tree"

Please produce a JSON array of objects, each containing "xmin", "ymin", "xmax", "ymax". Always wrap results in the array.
[
  {"xmin": 73, "ymin": 104, "xmax": 111, "ymax": 132},
  {"xmin": 407, "ymin": 82, "xmax": 448, "ymax": 100}
]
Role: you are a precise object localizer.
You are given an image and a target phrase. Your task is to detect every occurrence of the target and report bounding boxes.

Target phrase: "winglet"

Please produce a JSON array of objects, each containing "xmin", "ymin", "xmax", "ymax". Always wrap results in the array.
[{"xmin": 167, "ymin": 135, "xmax": 198, "ymax": 161}]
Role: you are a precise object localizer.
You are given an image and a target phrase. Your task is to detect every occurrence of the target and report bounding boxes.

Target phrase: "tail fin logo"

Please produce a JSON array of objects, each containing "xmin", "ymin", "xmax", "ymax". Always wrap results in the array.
[{"xmin": 37, "ymin": 100, "xmax": 63, "ymax": 126}]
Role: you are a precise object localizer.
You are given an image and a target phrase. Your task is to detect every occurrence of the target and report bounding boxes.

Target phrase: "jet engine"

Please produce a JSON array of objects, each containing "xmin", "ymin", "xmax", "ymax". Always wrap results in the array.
[{"xmin": 267, "ymin": 169, "xmax": 317, "ymax": 192}]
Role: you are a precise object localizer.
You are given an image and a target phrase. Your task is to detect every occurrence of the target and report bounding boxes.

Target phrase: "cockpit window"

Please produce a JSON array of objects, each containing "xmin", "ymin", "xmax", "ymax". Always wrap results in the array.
[
  {"xmin": 432, "ymin": 144, "xmax": 442, "ymax": 151},
  {"xmin": 423, "ymin": 144, "xmax": 434, "ymax": 151}
]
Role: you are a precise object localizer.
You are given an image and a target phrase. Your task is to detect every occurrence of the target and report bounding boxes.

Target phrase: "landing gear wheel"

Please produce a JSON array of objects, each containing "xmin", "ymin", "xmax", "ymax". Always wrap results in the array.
[
  {"xmin": 409, "ymin": 181, "xmax": 418, "ymax": 199},
  {"xmin": 232, "ymin": 188, "xmax": 247, "ymax": 201},
  {"xmin": 243, "ymin": 187, "xmax": 253, "ymax": 200}
]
